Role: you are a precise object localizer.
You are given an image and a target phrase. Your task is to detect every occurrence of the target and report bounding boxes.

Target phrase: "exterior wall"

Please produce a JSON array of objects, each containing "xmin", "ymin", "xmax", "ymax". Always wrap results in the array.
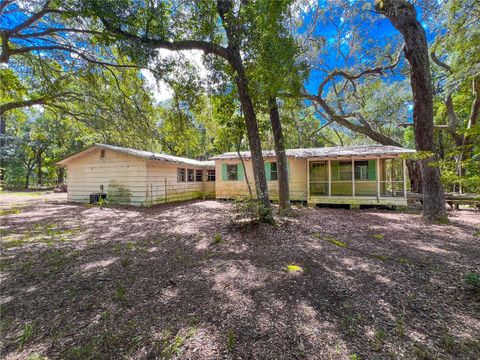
[
  {"xmin": 215, "ymin": 155, "xmax": 408, "ymax": 207},
  {"xmin": 65, "ymin": 148, "xmax": 148, "ymax": 205},
  {"xmin": 145, "ymin": 160, "xmax": 215, "ymax": 205},
  {"xmin": 215, "ymin": 157, "xmax": 308, "ymax": 201}
]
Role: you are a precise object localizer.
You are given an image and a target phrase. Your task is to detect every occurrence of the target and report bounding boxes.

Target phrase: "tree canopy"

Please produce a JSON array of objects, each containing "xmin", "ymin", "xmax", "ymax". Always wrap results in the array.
[{"xmin": 1, "ymin": 0, "xmax": 478, "ymax": 217}]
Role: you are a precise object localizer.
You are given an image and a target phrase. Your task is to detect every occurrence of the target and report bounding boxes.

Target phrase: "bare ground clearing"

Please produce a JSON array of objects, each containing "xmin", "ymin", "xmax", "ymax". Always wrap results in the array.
[{"xmin": 0, "ymin": 192, "xmax": 479, "ymax": 359}]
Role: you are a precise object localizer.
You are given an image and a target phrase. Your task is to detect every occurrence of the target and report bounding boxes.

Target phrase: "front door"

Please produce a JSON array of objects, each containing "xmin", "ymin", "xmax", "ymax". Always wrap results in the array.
[{"xmin": 309, "ymin": 161, "xmax": 328, "ymax": 196}]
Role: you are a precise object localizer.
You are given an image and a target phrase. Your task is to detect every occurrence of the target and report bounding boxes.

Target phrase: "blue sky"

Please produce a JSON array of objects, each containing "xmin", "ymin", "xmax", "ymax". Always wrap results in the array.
[{"xmin": 2, "ymin": 0, "xmax": 432, "ymax": 112}]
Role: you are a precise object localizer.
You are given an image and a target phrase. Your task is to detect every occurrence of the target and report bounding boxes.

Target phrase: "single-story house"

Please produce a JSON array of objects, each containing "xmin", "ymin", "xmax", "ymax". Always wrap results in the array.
[
  {"xmin": 56, "ymin": 144, "xmax": 215, "ymax": 206},
  {"xmin": 210, "ymin": 145, "xmax": 415, "ymax": 207},
  {"xmin": 57, "ymin": 144, "xmax": 414, "ymax": 208}
]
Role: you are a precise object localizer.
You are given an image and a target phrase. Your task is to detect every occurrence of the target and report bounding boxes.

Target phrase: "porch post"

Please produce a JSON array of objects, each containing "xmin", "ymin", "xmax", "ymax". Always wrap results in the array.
[
  {"xmin": 307, "ymin": 158, "xmax": 310, "ymax": 202},
  {"xmin": 376, "ymin": 157, "xmax": 380, "ymax": 200},
  {"xmin": 351, "ymin": 158, "xmax": 355, "ymax": 197},
  {"xmin": 403, "ymin": 157, "xmax": 407, "ymax": 198},
  {"xmin": 328, "ymin": 159, "xmax": 331, "ymax": 196}
]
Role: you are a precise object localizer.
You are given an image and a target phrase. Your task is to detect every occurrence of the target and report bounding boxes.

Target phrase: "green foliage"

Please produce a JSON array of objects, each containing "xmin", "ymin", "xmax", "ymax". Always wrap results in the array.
[
  {"xmin": 18, "ymin": 322, "xmax": 33, "ymax": 349},
  {"xmin": 113, "ymin": 286, "xmax": 127, "ymax": 302},
  {"xmin": 157, "ymin": 327, "xmax": 197, "ymax": 359},
  {"xmin": 323, "ymin": 237, "xmax": 347, "ymax": 248},
  {"xmin": 227, "ymin": 329, "xmax": 236, "ymax": 352},
  {"xmin": 286, "ymin": 264, "xmax": 304, "ymax": 273},
  {"xmin": 0, "ymin": 208, "xmax": 21, "ymax": 216},
  {"xmin": 373, "ymin": 328, "xmax": 386, "ymax": 351},
  {"xmin": 395, "ymin": 314, "xmax": 406, "ymax": 337},
  {"xmin": 233, "ymin": 197, "xmax": 275, "ymax": 225},
  {"xmin": 212, "ymin": 233, "xmax": 223, "ymax": 244},
  {"xmin": 463, "ymin": 272, "xmax": 480, "ymax": 293}
]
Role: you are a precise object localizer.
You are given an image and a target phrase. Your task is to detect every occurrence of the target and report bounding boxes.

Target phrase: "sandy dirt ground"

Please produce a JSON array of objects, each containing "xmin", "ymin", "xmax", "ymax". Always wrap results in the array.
[{"xmin": 1, "ymin": 192, "xmax": 479, "ymax": 359}]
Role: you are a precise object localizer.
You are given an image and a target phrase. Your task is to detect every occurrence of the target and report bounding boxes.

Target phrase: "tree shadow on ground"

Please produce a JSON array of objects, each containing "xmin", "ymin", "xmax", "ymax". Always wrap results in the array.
[{"xmin": 1, "ymin": 199, "xmax": 479, "ymax": 359}]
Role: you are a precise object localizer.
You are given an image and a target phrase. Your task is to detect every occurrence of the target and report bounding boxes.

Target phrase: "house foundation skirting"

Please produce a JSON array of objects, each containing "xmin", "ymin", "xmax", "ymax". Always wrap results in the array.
[{"xmin": 308, "ymin": 196, "xmax": 408, "ymax": 207}]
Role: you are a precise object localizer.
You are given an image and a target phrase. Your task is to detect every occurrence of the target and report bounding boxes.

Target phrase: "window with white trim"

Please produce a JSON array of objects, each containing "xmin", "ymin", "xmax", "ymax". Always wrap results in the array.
[
  {"xmin": 227, "ymin": 164, "xmax": 238, "ymax": 181},
  {"xmin": 207, "ymin": 170, "xmax": 216, "ymax": 181},
  {"xmin": 177, "ymin": 168, "xmax": 186, "ymax": 182},
  {"xmin": 187, "ymin": 169, "xmax": 195, "ymax": 182}
]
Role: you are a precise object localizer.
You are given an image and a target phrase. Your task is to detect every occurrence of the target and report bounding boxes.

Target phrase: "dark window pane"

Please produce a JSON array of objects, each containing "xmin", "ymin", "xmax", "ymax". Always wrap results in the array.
[
  {"xmin": 177, "ymin": 168, "xmax": 185, "ymax": 182},
  {"xmin": 187, "ymin": 169, "xmax": 195, "ymax": 182},
  {"xmin": 271, "ymin": 162, "xmax": 278, "ymax": 181},
  {"xmin": 354, "ymin": 161, "xmax": 369, "ymax": 180},
  {"xmin": 207, "ymin": 170, "xmax": 216, "ymax": 181},
  {"xmin": 227, "ymin": 164, "xmax": 238, "ymax": 181}
]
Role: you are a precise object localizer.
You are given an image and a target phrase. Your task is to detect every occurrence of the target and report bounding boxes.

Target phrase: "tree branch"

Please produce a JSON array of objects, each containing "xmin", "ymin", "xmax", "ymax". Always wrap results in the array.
[
  {"xmin": 430, "ymin": 49, "xmax": 452, "ymax": 73},
  {"xmin": 317, "ymin": 43, "xmax": 405, "ymax": 96},
  {"xmin": 100, "ymin": 17, "xmax": 229, "ymax": 60}
]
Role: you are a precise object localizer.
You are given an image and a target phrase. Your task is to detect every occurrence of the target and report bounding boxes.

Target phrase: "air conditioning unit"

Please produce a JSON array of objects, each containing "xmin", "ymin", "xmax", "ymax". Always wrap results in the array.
[{"xmin": 89, "ymin": 193, "xmax": 107, "ymax": 204}]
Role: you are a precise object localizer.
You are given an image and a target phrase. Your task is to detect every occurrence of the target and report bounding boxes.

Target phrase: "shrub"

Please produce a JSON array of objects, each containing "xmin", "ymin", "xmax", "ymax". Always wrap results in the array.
[
  {"xmin": 464, "ymin": 272, "xmax": 480, "ymax": 293},
  {"xmin": 232, "ymin": 197, "xmax": 273, "ymax": 225},
  {"xmin": 212, "ymin": 233, "xmax": 222, "ymax": 244}
]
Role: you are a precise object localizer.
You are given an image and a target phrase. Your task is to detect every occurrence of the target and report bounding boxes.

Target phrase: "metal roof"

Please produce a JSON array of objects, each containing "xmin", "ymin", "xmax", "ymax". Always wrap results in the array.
[
  {"xmin": 209, "ymin": 145, "xmax": 415, "ymax": 160},
  {"xmin": 56, "ymin": 144, "xmax": 215, "ymax": 168}
]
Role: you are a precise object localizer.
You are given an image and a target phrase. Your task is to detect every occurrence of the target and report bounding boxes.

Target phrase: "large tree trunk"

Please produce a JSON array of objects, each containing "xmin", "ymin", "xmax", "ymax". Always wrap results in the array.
[
  {"xmin": 217, "ymin": 0, "xmax": 273, "ymax": 223},
  {"xmin": 57, "ymin": 166, "xmax": 65, "ymax": 186},
  {"xmin": 269, "ymin": 97, "xmax": 290, "ymax": 212},
  {"xmin": 0, "ymin": 114, "xmax": 5, "ymax": 188},
  {"xmin": 25, "ymin": 169, "xmax": 31, "ymax": 189},
  {"xmin": 36, "ymin": 151, "xmax": 43, "ymax": 187},
  {"xmin": 406, "ymin": 159, "xmax": 422, "ymax": 193},
  {"xmin": 237, "ymin": 137, "xmax": 253, "ymax": 198},
  {"xmin": 375, "ymin": 0, "xmax": 446, "ymax": 221},
  {"xmin": 231, "ymin": 55, "xmax": 272, "ymax": 222}
]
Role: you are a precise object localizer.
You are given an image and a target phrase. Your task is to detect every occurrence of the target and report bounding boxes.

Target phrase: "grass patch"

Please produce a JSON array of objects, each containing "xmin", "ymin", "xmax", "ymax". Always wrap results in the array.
[
  {"xmin": 463, "ymin": 272, "xmax": 480, "ymax": 293},
  {"xmin": 158, "ymin": 327, "xmax": 197, "ymax": 358},
  {"xmin": 1, "ymin": 224, "xmax": 78, "ymax": 248},
  {"xmin": 370, "ymin": 254, "xmax": 390, "ymax": 261},
  {"xmin": 398, "ymin": 257, "xmax": 412, "ymax": 265},
  {"xmin": 413, "ymin": 345, "xmax": 434, "ymax": 360},
  {"xmin": 27, "ymin": 354, "xmax": 49, "ymax": 360},
  {"xmin": 372, "ymin": 234, "xmax": 384, "ymax": 240},
  {"xmin": 285, "ymin": 264, "xmax": 304, "ymax": 274},
  {"xmin": 18, "ymin": 322, "xmax": 33, "ymax": 349},
  {"xmin": 212, "ymin": 233, "xmax": 223, "ymax": 244},
  {"xmin": 324, "ymin": 236, "xmax": 347, "ymax": 248},
  {"xmin": 0, "ymin": 208, "xmax": 21, "ymax": 216},
  {"xmin": 113, "ymin": 286, "xmax": 127, "ymax": 302},
  {"xmin": 373, "ymin": 328, "xmax": 386, "ymax": 351},
  {"xmin": 227, "ymin": 329, "xmax": 236, "ymax": 352},
  {"xmin": 395, "ymin": 314, "xmax": 406, "ymax": 337},
  {"xmin": 440, "ymin": 329, "xmax": 455, "ymax": 352},
  {"xmin": 46, "ymin": 250, "xmax": 79, "ymax": 271},
  {"xmin": 435, "ymin": 217, "xmax": 450, "ymax": 225},
  {"xmin": 3, "ymin": 237, "xmax": 28, "ymax": 248},
  {"xmin": 0, "ymin": 191, "xmax": 43, "ymax": 197}
]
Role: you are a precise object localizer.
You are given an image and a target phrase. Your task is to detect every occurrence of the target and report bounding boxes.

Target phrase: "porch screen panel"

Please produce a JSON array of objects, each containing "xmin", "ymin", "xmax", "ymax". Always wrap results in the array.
[
  {"xmin": 331, "ymin": 161, "xmax": 352, "ymax": 196},
  {"xmin": 380, "ymin": 158, "xmax": 405, "ymax": 197},
  {"xmin": 355, "ymin": 160, "xmax": 377, "ymax": 196},
  {"xmin": 309, "ymin": 161, "xmax": 328, "ymax": 195}
]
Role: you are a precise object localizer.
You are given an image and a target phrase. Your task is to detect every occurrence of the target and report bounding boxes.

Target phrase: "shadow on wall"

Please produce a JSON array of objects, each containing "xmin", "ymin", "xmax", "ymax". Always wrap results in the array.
[{"xmin": 107, "ymin": 181, "xmax": 132, "ymax": 205}]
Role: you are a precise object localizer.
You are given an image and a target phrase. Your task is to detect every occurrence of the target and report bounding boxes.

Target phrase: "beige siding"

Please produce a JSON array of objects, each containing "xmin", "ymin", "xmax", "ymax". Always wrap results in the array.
[
  {"xmin": 215, "ymin": 157, "xmax": 307, "ymax": 201},
  {"xmin": 145, "ymin": 161, "xmax": 215, "ymax": 205},
  {"xmin": 65, "ymin": 149, "xmax": 148, "ymax": 205}
]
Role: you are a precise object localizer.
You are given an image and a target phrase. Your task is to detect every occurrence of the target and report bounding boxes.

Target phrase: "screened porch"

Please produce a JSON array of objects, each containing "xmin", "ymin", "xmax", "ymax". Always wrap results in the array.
[{"xmin": 307, "ymin": 157, "xmax": 407, "ymax": 205}]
